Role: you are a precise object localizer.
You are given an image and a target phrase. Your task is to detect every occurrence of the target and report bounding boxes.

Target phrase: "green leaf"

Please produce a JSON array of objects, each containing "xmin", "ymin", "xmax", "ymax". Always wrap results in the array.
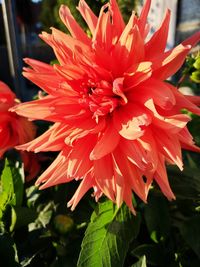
[
  {"xmin": 0, "ymin": 191, "xmax": 10, "ymax": 214},
  {"xmin": 179, "ymin": 215, "xmax": 200, "ymax": 258},
  {"xmin": 1, "ymin": 159, "xmax": 24, "ymax": 206},
  {"xmin": 144, "ymin": 192, "xmax": 170, "ymax": 243},
  {"xmin": 193, "ymin": 56, "xmax": 200, "ymax": 70},
  {"xmin": 77, "ymin": 200, "xmax": 141, "ymax": 267},
  {"xmin": 0, "ymin": 233, "xmax": 20, "ymax": 267},
  {"xmin": 131, "ymin": 256, "xmax": 147, "ymax": 267}
]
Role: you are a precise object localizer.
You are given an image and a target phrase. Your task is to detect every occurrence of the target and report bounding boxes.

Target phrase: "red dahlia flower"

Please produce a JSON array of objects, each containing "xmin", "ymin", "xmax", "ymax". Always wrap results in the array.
[
  {"xmin": 0, "ymin": 81, "xmax": 39, "ymax": 179},
  {"xmin": 12, "ymin": 0, "xmax": 200, "ymax": 212}
]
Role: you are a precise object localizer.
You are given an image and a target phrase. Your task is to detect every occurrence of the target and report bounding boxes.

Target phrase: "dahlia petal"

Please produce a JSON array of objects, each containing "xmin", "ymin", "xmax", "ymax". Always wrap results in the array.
[
  {"xmin": 130, "ymin": 79, "xmax": 176, "ymax": 109},
  {"xmin": 152, "ymin": 30, "xmax": 200, "ymax": 80},
  {"xmin": 113, "ymin": 163, "xmax": 124, "ymax": 208},
  {"xmin": 145, "ymin": 9, "xmax": 170, "ymax": 59},
  {"xmin": 94, "ymin": 155, "xmax": 116, "ymax": 202},
  {"xmin": 36, "ymin": 149, "xmax": 70, "ymax": 188},
  {"xmin": 119, "ymin": 139, "xmax": 149, "ymax": 171},
  {"xmin": 110, "ymin": 0, "xmax": 125, "ymax": 36},
  {"xmin": 93, "ymin": 4, "xmax": 112, "ymax": 51},
  {"xmin": 114, "ymin": 25, "xmax": 145, "ymax": 71},
  {"xmin": 67, "ymin": 174, "xmax": 94, "ymax": 210},
  {"xmin": 113, "ymin": 103, "xmax": 151, "ymax": 140},
  {"xmin": 181, "ymin": 30, "xmax": 200, "ymax": 47},
  {"xmin": 145, "ymin": 99, "xmax": 190, "ymax": 133},
  {"xmin": 42, "ymin": 27, "xmax": 93, "ymax": 66},
  {"xmin": 77, "ymin": 0, "xmax": 98, "ymax": 35},
  {"xmin": 22, "ymin": 71, "xmax": 71, "ymax": 96},
  {"xmin": 67, "ymin": 135, "xmax": 96, "ymax": 178},
  {"xmin": 185, "ymin": 95, "xmax": 200, "ymax": 106},
  {"xmin": 0, "ymin": 81, "xmax": 15, "ymax": 109},
  {"xmin": 169, "ymin": 84, "xmax": 200, "ymax": 115},
  {"xmin": 178, "ymin": 128, "xmax": 200, "ymax": 153},
  {"xmin": 138, "ymin": 130, "xmax": 158, "ymax": 172},
  {"xmin": 123, "ymin": 186, "xmax": 136, "ymax": 215},
  {"xmin": 39, "ymin": 30, "xmax": 73, "ymax": 66},
  {"xmin": 90, "ymin": 121, "xmax": 120, "ymax": 160},
  {"xmin": 12, "ymin": 96, "xmax": 80, "ymax": 121},
  {"xmin": 17, "ymin": 123, "xmax": 69, "ymax": 152},
  {"xmin": 113, "ymin": 149, "xmax": 147, "ymax": 202},
  {"xmin": 124, "ymin": 62, "xmax": 152, "ymax": 90},
  {"xmin": 153, "ymin": 127, "xmax": 183, "ymax": 170},
  {"xmin": 59, "ymin": 5, "xmax": 90, "ymax": 44},
  {"xmin": 54, "ymin": 64, "xmax": 87, "ymax": 80},
  {"xmin": 138, "ymin": 0, "xmax": 151, "ymax": 37},
  {"xmin": 65, "ymin": 117, "xmax": 105, "ymax": 145},
  {"xmin": 152, "ymin": 44, "xmax": 191, "ymax": 80},
  {"xmin": 154, "ymin": 155, "xmax": 175, "ymax": 200},
  {"xmin": 23, "ymin": 58, "xmax": 54, "ymax": 73}
]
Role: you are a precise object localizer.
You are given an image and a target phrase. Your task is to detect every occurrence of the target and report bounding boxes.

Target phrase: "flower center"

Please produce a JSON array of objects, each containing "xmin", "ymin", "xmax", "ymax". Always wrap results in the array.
[{"xmin": 79, "ymin": 77, "xmax": 127, "ymax": 120}]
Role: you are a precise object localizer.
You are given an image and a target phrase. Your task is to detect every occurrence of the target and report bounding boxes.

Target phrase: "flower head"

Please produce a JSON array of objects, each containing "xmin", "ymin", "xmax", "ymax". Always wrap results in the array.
[
  {"xmin": 0, "ymin": 81, "xmax": 39, "ymax": 179},
  {"xmin": 13, "ymin": 0, "xmax": 200, "ymax": 212}
]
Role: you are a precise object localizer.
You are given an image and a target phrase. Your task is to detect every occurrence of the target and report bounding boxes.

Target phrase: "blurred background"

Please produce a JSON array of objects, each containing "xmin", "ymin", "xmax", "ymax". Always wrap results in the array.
[{"xmin": 0, "ymin": 0, "xmax": 199, "ymax": 100}]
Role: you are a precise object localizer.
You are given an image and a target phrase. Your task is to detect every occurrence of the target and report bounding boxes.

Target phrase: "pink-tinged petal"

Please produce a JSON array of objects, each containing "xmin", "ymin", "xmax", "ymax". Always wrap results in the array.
[
  {"xmin": 23, "ymin": 58, "xmax": 54, "ymax": 73},
  {"xmin": 119, "ymin": 139, "xmax": 149, "ymax": 171},
  {"xmin": 54, "ymin": 64, "xmax": 87, "ymax": 81},
  {"xmin": 138, "ymin": 0, "xmax": 151, "ymax": 37},
  {"xmin": 113, "ymin": 103, "xmax": 151, "ymax": 140},
  {"xmin": 11, "ymin": 96, "xmax": 80, "ymax": 121},
  {"xmin": 39, "ymin": 31, "xmax": 73, "ymax": 65},
  {"xmin": 138, "ymin": 129, "xmax": 158, "ymax": 172},
  {"xmin": 168, "ymin": 84, "xmax": 200, "ymax": 115},
  {"xmin": 17, "ymin": 123, "xmax": 69, "ymax": 152},
  {"xmin": 178, "ymin": 128, "xmax": 200, "ymax": 153},
  {"xmin": 40, "ymin": 28, "xmax": 93, "ymax": 66},
  {"xmin": 129, "ymin": 79, "xmax": 176, "ymax": 109},
  {"xmin": 65, "ymin": 117, "xmax": 105, "ymax": 145},
  {"xmin": 144, "ymin": 99, "xmax": 190, "ymax": 133},
  {"xmin": 112, "ymin": 77, "xmax": 127, "ymax": 104},
  {"xmin": 0, "ymin": 81, "xmax": 15, "ymax": 110},
  {"xmin": 15, "ymin": 117, "xmax": 36, "ymax": 144},
  {"xmin": 152, "ymin": 44, "xmax": 191, "ymax": 80},
  {"xmin": 123, "ymin": 185, "xmax": 136, "ymax": 215},
  {"xmin": 153, "ymin": 127, "xmax": 183, "ymax": 170},
  {"xmin": 113, "ymin": 149, "xmax": 148, "ymax": 202},
  {"xmin": 23, "ymin": 71, "xmax": 75, "ymax": 97},
  {"xmin": 152, "ymin": 31, "xmax": 200, "ymax": 80},
  {"xmin": 67, "ymin": 135, "xmax": 96, "ymax": 178},
  {"xmin": 93, "ymin": 4, "xmax": 112, "ymax": 51},
  {"xmin": 59, "ymin": 5, "xmax": 90, "ymax": 45},
  {"xmin": 154, "ymin": 154, "xmax": 175, "ymax": 200},
  {"xmin": 113, "ymin": 158, "xmax": 125, "ymax": 208},
  {"xmin": 124, "ymin": 62, "xmax": 152, "ymax": 90},
  {"xmin": 185, "ymin": 95, "xmax": 200, "ymax": 106},
  {"xmin": 94, "ymin": 154, "xmax": 116, "ymax": 202},
  {"xmin": 181, "ymin": 30, "xmax": 200, "ymax": 47},
  {"xmin": 36, "ymin": 149, "xmax": 71, "ymax": 189},
  {"xmin": 67, "ymin": 174, "xmax": 94, "ymax": 210},
  {"xmin": 113, "ymin": 25, "xmax": 145, "ymax": 72},
  {"xmin": 110, "ymin": 0, "xmax": 125, "ymax": 36},
  {"xmin": 77, "ymin": 0, "xmax": 98, "ymax": 35},
  {"xmin": 90, "ymin": 120, "xmax": 120, "ymax": 160},
  {"xmin": 145, "ymin": 9, "xmax": 170, "ymax": 59}
]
